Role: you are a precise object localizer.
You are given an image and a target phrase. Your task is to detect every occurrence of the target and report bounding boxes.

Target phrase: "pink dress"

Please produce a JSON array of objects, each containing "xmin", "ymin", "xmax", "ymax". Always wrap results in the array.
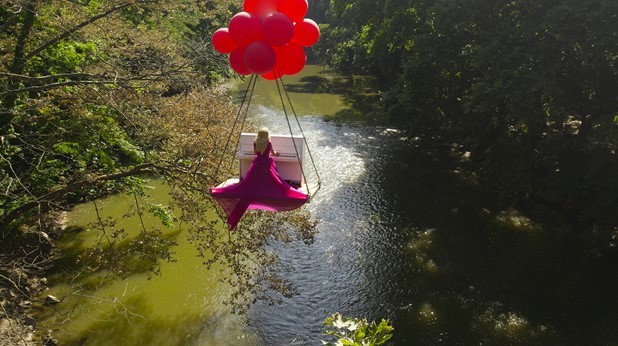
[{"xmin": 210, "ymin": 141, "xmax": 308, "ymax": 230}]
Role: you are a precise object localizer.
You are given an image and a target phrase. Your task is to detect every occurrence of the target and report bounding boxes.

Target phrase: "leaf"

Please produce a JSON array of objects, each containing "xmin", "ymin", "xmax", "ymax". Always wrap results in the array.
[{"xmin": 148, "ymin": 203, "xmax": 177, "ymax": 228}]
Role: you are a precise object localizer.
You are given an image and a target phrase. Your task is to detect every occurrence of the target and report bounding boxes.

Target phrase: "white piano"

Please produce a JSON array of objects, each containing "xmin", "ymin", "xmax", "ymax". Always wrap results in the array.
[
  {"xmin": 214, "ymin": 132, "xmax": 319, "ymax": 202},
  {"xmin": 236, "ymin": 132, "xmax": 306, "ymax": 186}
]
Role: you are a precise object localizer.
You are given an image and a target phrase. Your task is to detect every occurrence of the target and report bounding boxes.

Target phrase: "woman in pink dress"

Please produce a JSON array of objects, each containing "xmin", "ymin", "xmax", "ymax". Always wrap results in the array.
[{"xmin": 210, "ymin": 127, "xmax": 308, "ymax": 230}]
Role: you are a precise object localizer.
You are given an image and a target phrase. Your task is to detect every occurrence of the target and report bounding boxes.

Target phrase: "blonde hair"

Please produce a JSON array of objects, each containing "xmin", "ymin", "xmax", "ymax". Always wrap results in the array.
[{"xmin": 254, "ymin": 127, "xmax": 270, "ymax": 154}]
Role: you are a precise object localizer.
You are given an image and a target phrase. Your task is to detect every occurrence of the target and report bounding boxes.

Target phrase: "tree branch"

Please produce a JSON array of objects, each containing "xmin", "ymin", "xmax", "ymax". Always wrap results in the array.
[
  {"xmin": 0, "ymin": 162, "xmax": 159, "ymax": 231},
  {"xmin": 0, "ymin": 301, "xmax": 28, "ymax": 346},
  {"xmin": 1, "ymin": 0, "xmax": 38, "ymax": 130},
  {"xmin": 0, "ymin": 67, "xmax": 190, "ymax": 97},
  {"xmin": 0, "ymin": 10, "xmax": 19, "ymax": 36},
  {"xmin": 0, "ymin": 72, "xmax": 111, "ymax": 81},
  {"xmin": 0, "ymin": 79, "xmax": 124, "ymax": 97}
]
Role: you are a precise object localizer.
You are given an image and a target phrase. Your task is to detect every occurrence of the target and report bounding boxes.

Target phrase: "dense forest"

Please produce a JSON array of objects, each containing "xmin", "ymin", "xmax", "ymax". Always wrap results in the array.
[
  {"xmin": 315, "ymin": 0, "xmax": 617, "ymax": 227},
  {"xmin": 1, "ymin": 0, "xmax": 617, "ymax": 344}
]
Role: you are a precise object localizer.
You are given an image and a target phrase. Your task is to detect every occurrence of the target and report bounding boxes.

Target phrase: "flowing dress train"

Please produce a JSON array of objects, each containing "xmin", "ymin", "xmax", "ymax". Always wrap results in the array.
[{"xmin": 210, "ymin": 142, "xmax": 308, "ymax": 230}]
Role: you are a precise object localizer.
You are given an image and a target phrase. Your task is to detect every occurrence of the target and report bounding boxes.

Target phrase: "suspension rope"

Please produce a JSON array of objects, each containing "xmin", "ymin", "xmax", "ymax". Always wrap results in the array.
[
  {"xmin": 225, "ymin": 74, "xmax": 257, "ymax": 173},
  {"xmin": 273, "ymin": 69, "xmax": 312, "ymax": 195},
  {"xmin": 211, "ymin": 74, "xmax": 258, "ymax": 233},
  {"xmin": 278, "ymin": 73, "xmax": 322, "ymax": 192},
  {"xmin": 213, "ymin": 74, "xmax": 257, "ymax": 182}
]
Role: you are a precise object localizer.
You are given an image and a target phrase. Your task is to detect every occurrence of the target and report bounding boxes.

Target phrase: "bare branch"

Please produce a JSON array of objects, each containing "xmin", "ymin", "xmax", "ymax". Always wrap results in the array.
[
  {"xmin": 0, "ymin": 302, "xmax": 28, "ymax": 346},
  {"xmin": 0, "ymin": 273, "xmax": 31, "ymax": 300},
  {"xmin": 0, "ymin": 72, "xmax": 113, "ymax": 82},
  {"xmin": 0, "ymin": 67, "xmax": 191, "ymax": 97},
  {"xmin": 0, "ymin": 79, "xmax": 123, "ymax": 98},
  {"xmin": 0, "ymin": 10, "xmax": 19, "ymax": 35}
]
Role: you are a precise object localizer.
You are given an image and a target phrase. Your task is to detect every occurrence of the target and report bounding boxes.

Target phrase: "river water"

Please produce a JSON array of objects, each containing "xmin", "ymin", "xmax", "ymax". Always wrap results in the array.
[{"xmin": 37, "ymin": 65, "xmax": 597, "ymax": 345}]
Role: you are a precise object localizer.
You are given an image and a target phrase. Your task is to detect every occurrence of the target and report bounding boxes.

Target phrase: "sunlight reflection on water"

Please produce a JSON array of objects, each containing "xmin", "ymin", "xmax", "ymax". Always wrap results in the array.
[{"xmin": 247, "ymin": 104, "xmax": 412, "ymax": 345}]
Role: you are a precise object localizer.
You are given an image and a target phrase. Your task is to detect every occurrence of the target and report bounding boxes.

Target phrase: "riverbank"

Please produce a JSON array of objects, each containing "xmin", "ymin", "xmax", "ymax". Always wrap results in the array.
[
  {"xmin": 1, "ymin": 254, "xmax": 53, "ymax": 345},
  {"xmin": 0, "ymin": 268, "xmax": 42, "ymax": 345},
  {"xmin": 0, "ymin": 214, "xmax": 63, "ymax": 346}
]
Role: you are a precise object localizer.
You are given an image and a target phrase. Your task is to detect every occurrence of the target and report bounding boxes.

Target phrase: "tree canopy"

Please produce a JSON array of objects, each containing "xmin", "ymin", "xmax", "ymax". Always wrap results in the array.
[{"xmin": 316, "ymin": 0, "xmax": 618, "ymax": 225}]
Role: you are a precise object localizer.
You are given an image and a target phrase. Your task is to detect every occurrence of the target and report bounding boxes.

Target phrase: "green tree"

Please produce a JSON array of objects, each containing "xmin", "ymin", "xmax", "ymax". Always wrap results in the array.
[
  {"xmin": 323, "ymin": 313, "xmax": 394, "ymax": 346},
  {"xmin": 318, "ymin": 0, "xmax": 618, "ymax": 223},
  {"xmin": 1, "ymin": 0, "xmax": 192, "ymax": 232},
  {"xmin": 0, "ymin": 0, "xmax": 317, "ymax": 326}
]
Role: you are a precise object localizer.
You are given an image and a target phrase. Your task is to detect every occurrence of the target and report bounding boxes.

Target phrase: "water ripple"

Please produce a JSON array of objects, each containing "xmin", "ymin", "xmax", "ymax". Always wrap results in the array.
[{"xmin": 249, "ymin": 109, "xmax": 411, "ymax": 345}]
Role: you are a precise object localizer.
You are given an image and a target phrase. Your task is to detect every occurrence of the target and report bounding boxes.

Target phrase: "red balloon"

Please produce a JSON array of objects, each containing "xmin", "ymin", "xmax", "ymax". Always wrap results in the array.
[
  {"xmin": 260, "ymin": 70, "xmax": 279, "ymax": 80},
  {"xmin": 212, "ymin": 28, "xmax": 237, "ymax": 54},
  {"xmin": 244, "ymin": 0, "xmax": 277, "ymax": 18},
  {"xmin": 228, "ymin": 12, "xmax": 261, "ymax": 46},
  {"xmin": 230, "ymin": 45, "xmax": 251, "ymax": 75},
  {"xmin": 262, "ymin": 12, "xmax": 294, "ymax": 47},
  {"xmin": 243, "ymin": 41, "xmax": 276, "ymax": 75},
  {"xmin": 276, "ymin": 43, "xmax": 306, "ymax": 75},
  {"xmin": 277, "ymin": 0, "xmax": 308, "ymax": 23},
  {"xmin": 292, "ymin": 18, "xmax": 320, "ymax": 47}
]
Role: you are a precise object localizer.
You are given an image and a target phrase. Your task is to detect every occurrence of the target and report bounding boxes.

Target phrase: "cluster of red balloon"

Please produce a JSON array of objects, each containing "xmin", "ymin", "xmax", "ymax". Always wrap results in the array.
[{"xmin": 211, "ymin": 0, "xmax": 319, "ymax": 80}]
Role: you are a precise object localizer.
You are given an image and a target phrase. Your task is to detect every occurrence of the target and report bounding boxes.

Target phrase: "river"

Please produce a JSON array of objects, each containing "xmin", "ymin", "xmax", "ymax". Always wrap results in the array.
[{"xmin": 36, "ymin": 65, "xmax": 604, "ymax": 345}]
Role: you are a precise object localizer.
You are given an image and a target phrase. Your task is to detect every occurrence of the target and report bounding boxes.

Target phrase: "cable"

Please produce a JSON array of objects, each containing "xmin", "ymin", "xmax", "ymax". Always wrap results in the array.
[
  {"xmin": 226, "ymin": 74, "xmax": 257, "ymax": 173},
  {"xmin": 213, "ymin": 74, "xmax": 256, "ymax": 182},
  {"xmin": 278, "ymin": 74, "xmax": 322, "ymax": 194},
  {"xmin": 273, "ymin": 70, "xmax": 311, "ymax": 195}
]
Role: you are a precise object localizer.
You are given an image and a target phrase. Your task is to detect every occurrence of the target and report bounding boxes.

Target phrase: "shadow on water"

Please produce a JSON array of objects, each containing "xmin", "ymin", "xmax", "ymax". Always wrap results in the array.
[
  {"xmin": 36, "ymin": 182, "xmax": 258, "ymax": 346},
  {"xmin": 50, "ymin": 223, "xmax": 180, "ymax": 286},
  {"xmin": 43, "ymin": 291, "xmax": 258, "ymax": 346},
  {"xmin": 234, "ymin": 65, "xmax": 381, "ymax": 121},
  {"xmin": 378, "ymin": 139, "xmax": 618, "ymax": 345},
  {"xmin": 248, "ymin": 110, "xmax": 618, "ymax": 345},
  {"xmin": 292, "ymin": 73, "xmax": 382, "ymax": 122}
]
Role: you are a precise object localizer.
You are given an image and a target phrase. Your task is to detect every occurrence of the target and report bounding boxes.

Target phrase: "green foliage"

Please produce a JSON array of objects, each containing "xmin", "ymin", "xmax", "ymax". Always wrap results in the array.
[
  {"xmin": 29, "ymin": 41, "xmax": 98, "ymax": 75},
  {"xmin": 322, "ymin": 313, "xmax": 394, "ymax": 346},
  {"xmin": 0, "ymin": 0, "xmax": 233, "ymax": 230},
  {"xmin": 147, "ymin": 203, "xmax": 177, "ymax": 228},
  {"xmin": 319, "ymin": 0, "xmax": 618, "ymax": 225}
]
